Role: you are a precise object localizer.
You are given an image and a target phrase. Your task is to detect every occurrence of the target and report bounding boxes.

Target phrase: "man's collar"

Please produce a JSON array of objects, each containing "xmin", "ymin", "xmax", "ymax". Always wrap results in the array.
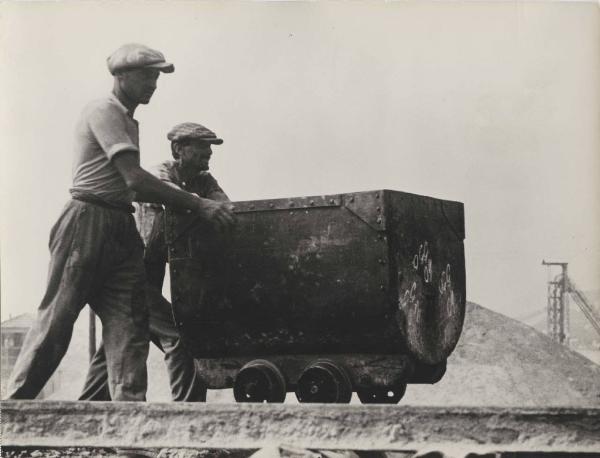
[{"xmin": 108, "ymin": 93, "xmax": 135, "ymax": 118}]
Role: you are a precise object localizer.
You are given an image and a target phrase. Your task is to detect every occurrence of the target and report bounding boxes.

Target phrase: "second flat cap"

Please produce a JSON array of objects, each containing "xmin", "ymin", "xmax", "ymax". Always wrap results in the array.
[{"xmin": 167, "ymin": 122, "xmax": 224, "ymax": 145}]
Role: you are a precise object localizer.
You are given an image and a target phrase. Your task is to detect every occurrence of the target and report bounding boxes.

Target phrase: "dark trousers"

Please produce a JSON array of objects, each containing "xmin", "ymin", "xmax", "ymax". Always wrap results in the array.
[
  {"xmin": 79, "ymin": 284, "xmax": 206, "ymax": 402},
  {"xmin": 6, "ymin": 200, "xmax": 149, "ymax": 401},
  {"xmin": 80, "ymin": 203, "xmax": 205, "ymax": 402}
]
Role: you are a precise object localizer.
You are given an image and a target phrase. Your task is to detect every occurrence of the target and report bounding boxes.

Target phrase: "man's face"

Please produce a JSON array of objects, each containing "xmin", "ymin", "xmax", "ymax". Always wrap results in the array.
[
  {"xmin": 178, "ymin": 140, "xmax": 213, "ymax": 172},
  {"xmin": 118, "ymin": 68, "xmax": 160, "ymax": 104}
]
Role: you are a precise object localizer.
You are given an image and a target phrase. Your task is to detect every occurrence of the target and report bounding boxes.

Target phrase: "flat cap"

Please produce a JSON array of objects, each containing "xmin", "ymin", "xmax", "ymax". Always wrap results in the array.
[
  {"xmin": 167, "ymin": 122, "xmax": 224, "ymax": 145},
  {"xmin": 107, "ymin": 43, "xmax": 174, "ymax": 75}
]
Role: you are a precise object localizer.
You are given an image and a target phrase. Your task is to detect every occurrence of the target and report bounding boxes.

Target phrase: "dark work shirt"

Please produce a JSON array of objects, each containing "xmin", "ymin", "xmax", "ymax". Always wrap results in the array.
[{"xmin": 135, "ymin": 159, "xmax": 229, "ymax": 288}]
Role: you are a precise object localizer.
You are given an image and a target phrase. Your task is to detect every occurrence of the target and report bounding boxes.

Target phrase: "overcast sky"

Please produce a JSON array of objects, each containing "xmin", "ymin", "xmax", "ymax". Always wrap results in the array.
[{"xmin": 1, "ymin": 1, "xmax": 599, "ymax": 322}]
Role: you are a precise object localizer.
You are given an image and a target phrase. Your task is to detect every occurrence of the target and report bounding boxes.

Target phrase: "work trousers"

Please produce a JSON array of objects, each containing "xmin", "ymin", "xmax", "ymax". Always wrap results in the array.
[
  {"xmin": 5, "ymin": 199, "xmax": 149, "ymax": 401},
  {"xmin": 79, "ymin": 284, "xmax": 206, "ymax": 402},
  {"xmin": 79, "ymin": 203, "xmax": 206, "ymax": 402}
]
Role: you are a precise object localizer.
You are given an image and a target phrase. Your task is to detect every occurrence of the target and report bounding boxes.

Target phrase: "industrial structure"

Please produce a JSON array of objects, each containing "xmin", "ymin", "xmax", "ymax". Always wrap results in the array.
[{"xmin": 542, "ymin": 260, "xmax": 600, "ymax": 346}]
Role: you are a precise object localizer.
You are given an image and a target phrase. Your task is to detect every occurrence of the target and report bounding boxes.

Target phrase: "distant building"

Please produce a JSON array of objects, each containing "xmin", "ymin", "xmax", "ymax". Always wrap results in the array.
[{"xmin": 1, "ymin": 313, "xmax": 61, "ymax": 399}]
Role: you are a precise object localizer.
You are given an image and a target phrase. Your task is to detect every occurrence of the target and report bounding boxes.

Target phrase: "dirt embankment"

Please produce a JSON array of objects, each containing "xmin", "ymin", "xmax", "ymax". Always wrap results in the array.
[{"xmin": 402, "ymin": 301, "xmax": 600, "ymax": 407}]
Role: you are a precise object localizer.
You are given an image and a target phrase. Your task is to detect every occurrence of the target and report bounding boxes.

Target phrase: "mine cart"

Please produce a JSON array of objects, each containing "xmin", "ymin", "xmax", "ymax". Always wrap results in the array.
[{"xmin": 165, "ymin": 189, "xmax": 466, "ymax": 404}]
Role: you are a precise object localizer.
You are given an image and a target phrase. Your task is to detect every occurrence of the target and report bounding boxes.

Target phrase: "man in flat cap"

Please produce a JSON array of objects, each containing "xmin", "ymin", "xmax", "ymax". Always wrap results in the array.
[
  {"xmin": 78, "ymin": 122, "xmax": 229, "ymax": 403},
  {"xmin": 5, "ymin": 44, "xmax": 234, "ymax": 403}
]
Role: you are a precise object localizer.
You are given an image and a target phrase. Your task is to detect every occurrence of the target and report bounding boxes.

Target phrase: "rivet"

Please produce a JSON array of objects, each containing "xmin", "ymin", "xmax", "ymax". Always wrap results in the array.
[
  {"xmin": 380, "ymin": 285, "xmax": 385, "ymax": 291},
  {"xmin": 375, "ymin": 193, "xmax": 380, "ymax": 198},
  {"xmin": 329, "ymin": 199, "xmax": 335, "ymax": 204},
  {"xmin": 250, "ymin": 204, "xmax": 255, "ymax": 209},
  {"xmin": 376, "ymin": 217, "xmax": 382, "ymax": 224},
  {"xmin": 269, "ymin": 203, "xmax": 274, "ymax": 208},
  {"xmin": 350, "ymin": 196, "xmax": 355, "ymax": 203},
  {"xmin": 310, "ymin": 200, "xmax": 315, "ymax": 206},
  {"xmin": 376, "ymin": 206, "xmax": 381, "ymax": 212}
]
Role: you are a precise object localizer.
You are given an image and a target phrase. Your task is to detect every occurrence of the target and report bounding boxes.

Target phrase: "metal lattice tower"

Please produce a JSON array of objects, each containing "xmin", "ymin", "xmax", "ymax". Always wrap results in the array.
[
  {"xmin": 542, "ymin": 261, "xmax": 569, "ymax": 345},
  {"xmin": 567, "ymin": 277, "xmax": 600, "ymax": 338},
  {"xmin": 542, "ymin": 260, "xmax": 600, "ymax": 346}
]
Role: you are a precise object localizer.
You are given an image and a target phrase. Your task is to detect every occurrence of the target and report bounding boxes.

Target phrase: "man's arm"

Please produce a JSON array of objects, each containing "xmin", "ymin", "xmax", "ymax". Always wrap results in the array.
[
  {"xmin": 113, "ymin": 151, "xmax": 234, "ymax": 229},
  {"xmin": 203, "ymin": 173, "xmax": 231, "ymax": 203},
  {"xmin": 210, "ymin": 190, "xmax": 230, "ymax": 202}
]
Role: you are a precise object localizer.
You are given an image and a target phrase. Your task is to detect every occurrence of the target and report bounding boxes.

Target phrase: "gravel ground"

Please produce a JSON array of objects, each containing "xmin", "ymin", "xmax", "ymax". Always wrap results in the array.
[
  {"xmin": 1, "ymin": 448, "xmax": 116, "ymax": 457},
  {"xmin": 0, "ymin": 449, "xmax": 253, "ymax": 458}
]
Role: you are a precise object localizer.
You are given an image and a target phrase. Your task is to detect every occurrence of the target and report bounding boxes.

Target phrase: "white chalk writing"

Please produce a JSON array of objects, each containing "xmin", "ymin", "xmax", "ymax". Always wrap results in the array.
[
  {"xmin": 439, "ymin": 263, "xmax": 452, "ymax": 294},
  {"xmin": 399, "ymin": 243, "xmax": 457, "ymax": 314},
  {"xmin": 412, "ymin": 241, "xmax": 432, "ymax": 283},
  {"xmin": 399, "ymin": 281, "xmax": 418, "ymax": 311}
]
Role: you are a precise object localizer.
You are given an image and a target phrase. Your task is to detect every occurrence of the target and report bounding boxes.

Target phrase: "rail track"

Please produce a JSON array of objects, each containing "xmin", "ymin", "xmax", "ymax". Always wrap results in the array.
[{"xmin": 2, "ymin": 401, "xmax": 599, "ymax": 456}]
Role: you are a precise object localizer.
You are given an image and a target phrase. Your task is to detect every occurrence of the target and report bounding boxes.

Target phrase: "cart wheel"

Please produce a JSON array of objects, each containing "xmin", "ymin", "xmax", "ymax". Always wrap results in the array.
[
  {"xmin": 295, "ymin": 359, "xmax": 352, "ymax": 403},
  {"xmin": 233, "ymin": 359, "xmax": 286, "ymax": 403},
  {"xmin": 357, "ymin": 384, "xmax": 406, "ymax": 404}
]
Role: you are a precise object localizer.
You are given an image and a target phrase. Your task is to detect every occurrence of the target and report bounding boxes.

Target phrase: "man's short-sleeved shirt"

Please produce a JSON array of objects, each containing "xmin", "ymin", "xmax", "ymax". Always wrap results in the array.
[{"xmin": 70, "ymin": 94, "xmax": 139, "ymax": 205}]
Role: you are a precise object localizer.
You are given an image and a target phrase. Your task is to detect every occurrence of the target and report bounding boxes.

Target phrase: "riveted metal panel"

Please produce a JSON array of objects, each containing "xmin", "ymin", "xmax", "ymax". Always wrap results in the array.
[
  {"xmin": 343, "ymin": 190, "xmax": 387, "ymax": 231},
  {"xmin": 233, "ymin": 194, "xmax": 342, "ymax": 213},
  {"xmin": 167, "ymin": 192, "xmax": 393, "ymax": 358}
]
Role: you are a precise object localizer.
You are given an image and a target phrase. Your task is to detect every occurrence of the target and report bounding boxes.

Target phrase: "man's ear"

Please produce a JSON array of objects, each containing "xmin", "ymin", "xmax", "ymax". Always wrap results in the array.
[
  {"xmin": 171, "ymin": 142, "xmax": 181, "ymax": 159},
  {"xmin": 114, "ymin": 71, "xmax": 126, "ymax": 83}
]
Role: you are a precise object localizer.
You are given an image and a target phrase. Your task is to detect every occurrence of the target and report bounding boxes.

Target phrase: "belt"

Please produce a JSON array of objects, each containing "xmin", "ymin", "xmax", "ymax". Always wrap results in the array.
[{"xmin": 72, "ymin": 194, "xmax": 135, "ymax": 214}]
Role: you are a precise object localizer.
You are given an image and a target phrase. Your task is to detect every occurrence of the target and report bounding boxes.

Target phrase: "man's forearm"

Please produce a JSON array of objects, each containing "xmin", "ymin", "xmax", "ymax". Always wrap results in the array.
[
  {"xmin": 210, "ymin": 190, "xmax": 231, "ymax": 202},
  {"xmin": 130, "ymin": 169, "xmax": 204, "ymax": 210},
  {"xmin": 133, "ymin": 180, "xmax": 182, "ymax": 204}
]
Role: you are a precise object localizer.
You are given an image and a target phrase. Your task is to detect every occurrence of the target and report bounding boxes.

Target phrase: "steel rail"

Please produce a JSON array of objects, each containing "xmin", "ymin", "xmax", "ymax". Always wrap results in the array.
[{"xmin": 2, "ymin": 401, "xmax": 599, "ymax": 453}]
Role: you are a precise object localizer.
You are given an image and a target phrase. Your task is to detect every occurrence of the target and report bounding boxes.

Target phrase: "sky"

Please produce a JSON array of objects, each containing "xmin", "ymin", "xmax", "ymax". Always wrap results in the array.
[{"xmin": 1, "ymin": 1, "xmax": 599, "ymax": 322}]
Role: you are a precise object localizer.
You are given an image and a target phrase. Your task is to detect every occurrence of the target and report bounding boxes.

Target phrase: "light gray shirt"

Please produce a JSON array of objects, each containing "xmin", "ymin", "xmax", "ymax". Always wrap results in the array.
[{"xmin": 70, "ymin": 94, "xmax": 139, "ymax": 205}]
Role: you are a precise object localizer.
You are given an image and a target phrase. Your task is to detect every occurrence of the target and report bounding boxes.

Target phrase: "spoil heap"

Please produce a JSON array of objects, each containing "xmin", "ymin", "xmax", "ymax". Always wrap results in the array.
[{"xmin": 402, "ymin": 301, "xmax": 600, "ymax": 407}]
